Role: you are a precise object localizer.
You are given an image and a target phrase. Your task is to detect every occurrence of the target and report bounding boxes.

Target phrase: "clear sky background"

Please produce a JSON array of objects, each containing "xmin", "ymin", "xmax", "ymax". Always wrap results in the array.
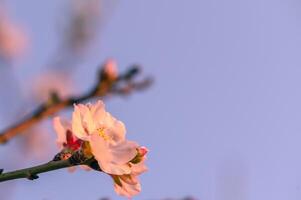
[{"xmin": 1, "ymin": 0, "xmax": 301, "ymax": 199}]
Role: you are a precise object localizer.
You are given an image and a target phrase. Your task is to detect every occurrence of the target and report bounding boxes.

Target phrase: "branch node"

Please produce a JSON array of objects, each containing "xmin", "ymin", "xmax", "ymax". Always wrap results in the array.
[{"xmin": 27, "ymin": 173, "xmax": 39, "ymax": 180}]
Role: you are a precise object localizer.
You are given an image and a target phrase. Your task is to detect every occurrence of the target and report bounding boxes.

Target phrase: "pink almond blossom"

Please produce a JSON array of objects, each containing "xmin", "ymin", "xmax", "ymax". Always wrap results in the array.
[
  {"xmin": 53, "ymin": 100, "xmax": 148, "ymax": 198},
  {"xmin": 72, "ymin": 100, "xmax": 138, "ymax": 175}
]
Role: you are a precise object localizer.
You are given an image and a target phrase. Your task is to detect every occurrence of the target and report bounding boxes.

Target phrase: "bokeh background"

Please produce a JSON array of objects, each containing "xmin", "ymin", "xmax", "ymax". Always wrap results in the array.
[{"xmin": 1, "ymin": 0, "xmax": 301, "ymax": 199}]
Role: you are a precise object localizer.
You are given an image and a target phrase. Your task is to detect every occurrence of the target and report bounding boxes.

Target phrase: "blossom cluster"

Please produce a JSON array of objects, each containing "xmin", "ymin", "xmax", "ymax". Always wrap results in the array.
[{"xmin": 53, "ymin": 100, "xmax": 148, "ymax": 198}]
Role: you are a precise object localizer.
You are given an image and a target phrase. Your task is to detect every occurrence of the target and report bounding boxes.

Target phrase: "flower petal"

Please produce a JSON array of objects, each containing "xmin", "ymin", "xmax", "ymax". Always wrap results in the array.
[
  {"xmin": 72, "ymin": 104, "xmax": 89, "ymax": 140},
  {"xmin": 120, "ymin": 174, "xmax": 139, "ymax": 185},
  {"xmin": 89, "ymin": 133, "xmax": 137, "ymax": 175},
  {"xmin": 109, "ymin": 140, "xmax": 138, "ymax": 164},
  {"xmin": 78, "ymin": 103, "xmax": 96, "ymax": 134},
  {"xmin": 53, "ymin": 117, "xmax": 70, "ymax": 149},
  {"xmin": 91, "ymin": 100, "xmax": 106, "ymax": 126},
  {"xmin": 106, "ymin": 118, "xmax": 126, "ymax": 144},
  {"xmin": 131, "ymin": 158, "xmax": 148, "ymax": 176},
  {"xmin": 114, "ymin": 178, "xmax": 141, "ymax": 198}
]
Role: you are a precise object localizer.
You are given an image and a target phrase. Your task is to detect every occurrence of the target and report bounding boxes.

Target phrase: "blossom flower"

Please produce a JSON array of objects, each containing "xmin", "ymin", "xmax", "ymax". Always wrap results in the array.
[
  {"xmin": 72, "ymin": 100, "xmax": 138, "ymax": 175},
  {"xmin": 53, "ymin": 100, "xmax": 148, "ymax": 198}
]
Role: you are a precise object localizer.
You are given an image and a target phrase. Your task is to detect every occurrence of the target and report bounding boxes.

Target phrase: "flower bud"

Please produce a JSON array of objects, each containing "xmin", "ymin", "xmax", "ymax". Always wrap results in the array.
[
  {"xmin": 100, "ymin": 59, "xmax": 118, "ymax": 82},
  {"xmin": 137, "ymin": 146, "xmax": 148, "ymax": 157}
]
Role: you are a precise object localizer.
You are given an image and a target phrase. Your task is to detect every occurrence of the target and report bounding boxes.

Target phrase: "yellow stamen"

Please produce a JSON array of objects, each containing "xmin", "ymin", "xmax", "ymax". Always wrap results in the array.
[{"xmin": 98, "ymin": 127, "xmax": 111, "ymax": 141}]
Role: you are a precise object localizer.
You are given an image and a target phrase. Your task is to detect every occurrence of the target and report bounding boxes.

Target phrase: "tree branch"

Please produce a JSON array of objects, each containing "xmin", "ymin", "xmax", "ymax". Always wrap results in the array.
[
  {"xmin": 0, "ymin": 65, "xmax": 152, "ymax": 144},
  {"xmin": 0, "ymin": 151, "xmax": 98, "ymax": 183},
  {"xmin": 0, "ymin": 160, "xmax": 73, "ymax": 183}
]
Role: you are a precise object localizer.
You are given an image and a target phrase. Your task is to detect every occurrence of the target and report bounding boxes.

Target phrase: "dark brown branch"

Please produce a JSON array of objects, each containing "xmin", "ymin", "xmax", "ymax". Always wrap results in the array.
[{"xmin": 0, "ymin": 65, "xmax": 151, "ymax": 144}]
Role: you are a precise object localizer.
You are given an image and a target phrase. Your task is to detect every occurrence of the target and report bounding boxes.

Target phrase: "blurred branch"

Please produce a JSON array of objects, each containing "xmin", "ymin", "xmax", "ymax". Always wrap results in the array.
[
  {"xmin": 0, "ymin": 150, "xmax": 96, "ymax": 183},
  {"xmin": 0, "ymin": 64, "xmax": 152, "ymax": 144},
  {"xmin": 51, "ymin": 0, "xmax": 102, "ymax": 70}
]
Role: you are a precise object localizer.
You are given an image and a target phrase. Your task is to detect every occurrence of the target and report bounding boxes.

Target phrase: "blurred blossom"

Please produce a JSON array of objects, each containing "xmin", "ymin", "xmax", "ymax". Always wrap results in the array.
[
  {"xmin": 31, "ymin": 70, "xmax": 74, "ymax": 103},
  {"xmin": 19, "ymin": 125, "xmax": 51, "ymax": 160},
  {"xmin": 0, "ymin": 6, "xmax": 27, "ymax": 60}
]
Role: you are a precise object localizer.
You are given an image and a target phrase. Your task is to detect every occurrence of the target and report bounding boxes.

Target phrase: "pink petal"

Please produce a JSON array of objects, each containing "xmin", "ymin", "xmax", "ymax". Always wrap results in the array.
[
  {"xmin": 131, "ymin": 159, "xmax": 148, "ymax": 176},
  {"xmin": 53, "ymin": 117, "xmax": 70, "ymax": 149},
  {"xmin": 89, "ymin": 134, "xmax": 137, "ymax": 175},
  {"xmin": 109, "ymin": 140, "xmax": 139, "ymax": 164},
  {"xmin": 91, "ymin": 100, "xmax": 106, "ymax": 122},
  {"xmin": 120, "ymin": 174, "xmax": 139, "ymax": 185},
  {"xmin": 114, "ymin": 178, "xmax": 141, "ymax": 198},
  {"xmin": 106, "ymin": 119, "xmax": 126, "ymax": 144},
  {"xmin": 72, "ymin": 104, "xmax": 89, "ymax": 140}
]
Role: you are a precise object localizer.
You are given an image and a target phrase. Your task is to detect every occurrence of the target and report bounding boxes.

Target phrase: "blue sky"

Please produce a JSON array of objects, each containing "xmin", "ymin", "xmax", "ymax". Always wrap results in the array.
[{"xmin": 1, "ymin": 0, "xmax": 301, "ymax": 199}]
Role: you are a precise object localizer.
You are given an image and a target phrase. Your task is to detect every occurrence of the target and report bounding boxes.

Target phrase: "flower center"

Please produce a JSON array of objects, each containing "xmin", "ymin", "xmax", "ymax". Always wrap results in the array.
[{"xmin": 97, "ymin": 127, "xmax": 111, "ymax": 141}]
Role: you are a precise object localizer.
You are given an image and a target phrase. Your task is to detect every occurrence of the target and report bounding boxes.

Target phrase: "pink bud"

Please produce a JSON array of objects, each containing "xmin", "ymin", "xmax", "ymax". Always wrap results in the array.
[
  {"xmin": 138, "ymin": 146, "xmax": 148, "ymax": 157},
  {"xmin": 103, "ymin": 58, "xmax": 118, "ymax": 80}
]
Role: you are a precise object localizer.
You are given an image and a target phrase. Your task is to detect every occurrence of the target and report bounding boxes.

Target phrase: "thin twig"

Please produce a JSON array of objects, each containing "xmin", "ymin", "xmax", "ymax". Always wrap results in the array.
[
  {"xmin": 0, "ymin": 65, "xmax": 152, "ymax": 144},
  {"xmin": 0, "ymin": 160, "xmax": 73, "ymax": 183},
  {"xmin": 0, "ymin": 151, "xmax": 98, "ymax": 183}
]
